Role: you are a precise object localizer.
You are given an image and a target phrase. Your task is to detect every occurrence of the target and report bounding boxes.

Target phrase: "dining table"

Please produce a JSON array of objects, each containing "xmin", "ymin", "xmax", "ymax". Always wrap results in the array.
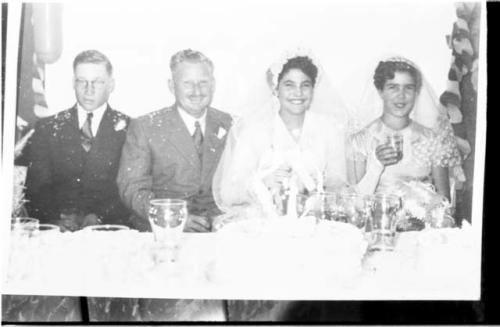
[{"xmin": 2, "ymin": 220, "xmax": 481, "ymax": 322}]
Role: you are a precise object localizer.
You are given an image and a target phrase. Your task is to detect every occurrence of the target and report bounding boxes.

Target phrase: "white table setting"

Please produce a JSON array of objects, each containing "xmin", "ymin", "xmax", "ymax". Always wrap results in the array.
[{"xmin": 3, "ymin": 194, "xmax": 481, "ymax": 301}]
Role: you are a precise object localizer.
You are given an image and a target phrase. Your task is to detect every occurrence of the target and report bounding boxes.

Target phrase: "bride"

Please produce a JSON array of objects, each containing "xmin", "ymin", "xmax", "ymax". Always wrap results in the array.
[{"xmin": 213, "ymin": 49, "xmax": 350, "ymax": 220}]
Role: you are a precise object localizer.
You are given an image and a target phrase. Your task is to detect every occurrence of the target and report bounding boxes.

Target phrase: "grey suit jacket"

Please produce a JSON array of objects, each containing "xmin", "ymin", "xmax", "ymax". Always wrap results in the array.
[{"xmin": 117, "ymin": 106, "xmax": 232, "ymax": 222}]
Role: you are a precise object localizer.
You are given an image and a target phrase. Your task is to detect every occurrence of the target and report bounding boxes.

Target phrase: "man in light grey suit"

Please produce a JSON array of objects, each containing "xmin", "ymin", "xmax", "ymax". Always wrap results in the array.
[{"xmin": 117, "ymin": 49, "xmax": 232, "ymax": 232}]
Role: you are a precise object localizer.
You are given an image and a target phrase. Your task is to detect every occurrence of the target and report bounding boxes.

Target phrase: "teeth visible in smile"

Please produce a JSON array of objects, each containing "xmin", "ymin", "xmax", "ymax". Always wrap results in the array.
[
  {"xmin": 395, "ymin": 104, "xmax": 405, "ymax": 108},
  {"xmin": 290, "ymin": 100, "xmax": 304, "ymax": 104}
]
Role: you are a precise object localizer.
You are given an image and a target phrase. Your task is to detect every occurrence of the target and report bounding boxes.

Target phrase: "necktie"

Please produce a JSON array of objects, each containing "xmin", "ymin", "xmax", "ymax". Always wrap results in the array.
[
  {"xmin": 81, "ymin": 112, "xmax": 93, "ymax": 152},
  {"xmin": 193, "ymin": 121, "xmax": 203, "ymax": 159}
]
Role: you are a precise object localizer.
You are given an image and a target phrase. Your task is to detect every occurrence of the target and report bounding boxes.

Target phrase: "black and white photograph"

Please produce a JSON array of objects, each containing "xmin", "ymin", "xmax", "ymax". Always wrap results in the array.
[{"xmin": 0, "ymin": 0, "xmax": 487, "ymax": 323}]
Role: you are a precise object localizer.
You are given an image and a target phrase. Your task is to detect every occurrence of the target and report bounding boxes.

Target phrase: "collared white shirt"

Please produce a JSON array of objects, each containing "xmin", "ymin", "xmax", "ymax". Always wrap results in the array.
[
  {"xmin": 177, "ymin": 106, "xmax": 207, "ymax": 136},
  {"xmin": 77, "ymin": 103, "xmax": 107, "ymax": 137}
]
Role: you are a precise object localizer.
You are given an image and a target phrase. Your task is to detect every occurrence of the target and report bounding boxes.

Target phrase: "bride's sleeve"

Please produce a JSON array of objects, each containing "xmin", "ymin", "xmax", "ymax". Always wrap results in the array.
[{"xmin": 212, "ymin": 122, "xmax": 260, "ymax": 212}]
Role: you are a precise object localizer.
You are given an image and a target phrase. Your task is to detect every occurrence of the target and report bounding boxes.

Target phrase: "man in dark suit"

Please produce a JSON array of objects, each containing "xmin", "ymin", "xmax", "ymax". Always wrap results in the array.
[
  {"xmin": 25, "ymin": 50, "xmax": 130, "ymax": 230},
  {"xmin": 117, "ymin": 49, "xmax": 232, "ymax": 232}
]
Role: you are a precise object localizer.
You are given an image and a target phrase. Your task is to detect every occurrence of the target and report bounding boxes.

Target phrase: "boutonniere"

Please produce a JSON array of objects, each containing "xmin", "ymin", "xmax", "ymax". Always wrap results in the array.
[
  {"xmin": 217, "ymin": 127, "xmax": 227, "ymax": 139},
  {"xmin": 114, "ymin": 119, "xmax": 127, "ymax": 131}
]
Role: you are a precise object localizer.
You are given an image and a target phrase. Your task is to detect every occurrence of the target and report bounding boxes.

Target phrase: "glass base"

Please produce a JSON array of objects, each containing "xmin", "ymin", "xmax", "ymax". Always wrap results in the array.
[{"xmin": 368, "ymin": 230, "xmax": 396, "ymax": 251}]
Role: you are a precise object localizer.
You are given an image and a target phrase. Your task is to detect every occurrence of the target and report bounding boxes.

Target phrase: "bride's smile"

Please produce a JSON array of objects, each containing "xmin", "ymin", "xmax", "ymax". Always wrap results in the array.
[{"xmin": 276, "ymin": 68, "xmax": 314, "ymax": 116}]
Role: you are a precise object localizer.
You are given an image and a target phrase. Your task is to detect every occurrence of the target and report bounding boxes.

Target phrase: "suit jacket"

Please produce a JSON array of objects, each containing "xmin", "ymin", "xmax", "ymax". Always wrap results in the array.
[
  {"xmin": 116, "ymin": 106, "xmax": 232, "ymax": 223},
  {"xmin": 25, "ymin": 105, "xmax": 131, "ymax": 225}
]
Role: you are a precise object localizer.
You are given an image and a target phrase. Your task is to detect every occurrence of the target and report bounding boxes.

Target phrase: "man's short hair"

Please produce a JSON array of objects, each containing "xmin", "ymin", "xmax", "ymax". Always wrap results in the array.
[
  {"xmin": 169, "ymin": 49, "xmax": 214, "ymax": 76},
  {"xmin": 73, "ymin": 50, "xmax": 113, "ymax": 75}
]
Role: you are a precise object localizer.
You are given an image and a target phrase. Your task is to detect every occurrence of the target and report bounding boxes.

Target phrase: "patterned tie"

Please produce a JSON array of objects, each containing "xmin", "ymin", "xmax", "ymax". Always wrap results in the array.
[
  {"xmin": 81, "ymin": 112, "xmax": 93, "ymax": 152},
  {"xmin": 193, "ymin": 121, "xmax": 203, "ymax": 160}
]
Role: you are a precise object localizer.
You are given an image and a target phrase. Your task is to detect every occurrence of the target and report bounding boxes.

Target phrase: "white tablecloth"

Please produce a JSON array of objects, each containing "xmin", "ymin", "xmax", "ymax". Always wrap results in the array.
[{"xmin": 2, "ymin": 226, "xmax": 480, "ymax": 300}]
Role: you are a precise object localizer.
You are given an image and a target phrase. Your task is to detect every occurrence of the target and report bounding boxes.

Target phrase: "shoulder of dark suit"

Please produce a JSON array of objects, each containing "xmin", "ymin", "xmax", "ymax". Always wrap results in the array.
[{"xmin": 34, "ymin": 107, "xmax": 74, "ymax": 129}]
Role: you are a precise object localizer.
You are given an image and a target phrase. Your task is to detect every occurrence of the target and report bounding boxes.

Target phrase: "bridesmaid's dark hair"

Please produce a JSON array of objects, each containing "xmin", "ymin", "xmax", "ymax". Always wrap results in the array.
[
  {"xmin": 373, "ymin": 60, "xmax": 422, "ymax": 91},
  {"xmin": 278, "ymin": 56, "xmax": 318, "ymax": 86}
]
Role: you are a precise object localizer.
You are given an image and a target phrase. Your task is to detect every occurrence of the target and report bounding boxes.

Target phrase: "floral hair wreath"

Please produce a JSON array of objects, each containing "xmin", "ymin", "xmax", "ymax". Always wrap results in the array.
[
  {"xmin": 382, "ymin": 56, "xmax": 420, "ymax": 71},
  {"xmin": 266, "ymin": 47, "xmax": 324, "ymax": 90}
]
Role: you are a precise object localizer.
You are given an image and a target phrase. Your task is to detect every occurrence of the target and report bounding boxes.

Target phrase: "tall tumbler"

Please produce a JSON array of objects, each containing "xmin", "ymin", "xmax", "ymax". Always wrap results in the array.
[
  {"xmin": 366, "ymin": 194, "xmax": 401, "ymax": 251},
  {"xmin": 148, "ymin": 199, "xmax": 188, "ymax": 264}
]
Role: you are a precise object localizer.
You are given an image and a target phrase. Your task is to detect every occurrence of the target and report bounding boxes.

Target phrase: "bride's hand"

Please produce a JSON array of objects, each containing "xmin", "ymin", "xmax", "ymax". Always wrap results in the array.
[{"xmin": 262, "ymin": 164, "xmax": 292, "ymax": 192}]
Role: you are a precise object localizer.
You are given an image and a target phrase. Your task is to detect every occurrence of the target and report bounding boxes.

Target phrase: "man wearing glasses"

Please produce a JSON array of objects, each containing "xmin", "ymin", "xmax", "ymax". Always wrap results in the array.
[{"xmin": 25, "ymin": 49, "xmax": 131, "ymax": 231}]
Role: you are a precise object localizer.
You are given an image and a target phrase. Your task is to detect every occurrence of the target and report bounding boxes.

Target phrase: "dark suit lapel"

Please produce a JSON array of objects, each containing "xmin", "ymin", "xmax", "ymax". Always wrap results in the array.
[
  {"xmin": 163, "ymin": 107, "xmax": 201, "ymax": 171},
  {"xmin": 200, "ymin": 108, "xmax": 226, "ymax": 186},
  {"xmin": 58, "ymin": 106, "xmax": 85, "ymax": 162},
  {"xmin": 86, "ymin": 106, "xmax": 116, "ymax": 165}
]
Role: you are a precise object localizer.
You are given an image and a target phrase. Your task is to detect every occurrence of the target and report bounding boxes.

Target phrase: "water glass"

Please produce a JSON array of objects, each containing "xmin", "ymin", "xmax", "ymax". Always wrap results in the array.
[
  {"xmin": 83, "ymin": 224, "xmax": 130, "ymax": 232},
  {"xmin": 385, "ymin": 134, "xmax": 404, "ymax": 161},
  {"xmin": 296, "ymin": 193, "xmax": 310, "ymax": 218},
  {"xmin": 11, "ymin": 217, "xmax": 39, "ymax": 236},
  {"xmin": 148, "ymin": 199, "xmax": 188, "ymax": 263},
  {"xmin": 338, "ymin": 193, "xmax": 371, "ymax": 229},
  {"xmin": 36, "ymin": 223, "xmax": 61, "ymax": 241},
  {"xmin": 299, "ymin": 192, "xmax": 341, "ymax": 222},
  {"xmin": 366, "ymin": 194, "xmax": 402, "ymax": 251}
]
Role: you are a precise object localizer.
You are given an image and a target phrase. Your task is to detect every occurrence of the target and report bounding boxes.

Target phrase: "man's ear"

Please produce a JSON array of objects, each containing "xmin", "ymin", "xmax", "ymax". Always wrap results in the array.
[
  {"xmin": 168, "ymin": 79, "xmax": 175, "ymax": 94},
  {"xmin": 108, "ymin": 78, "xmax": 116, "ymax": 93}
]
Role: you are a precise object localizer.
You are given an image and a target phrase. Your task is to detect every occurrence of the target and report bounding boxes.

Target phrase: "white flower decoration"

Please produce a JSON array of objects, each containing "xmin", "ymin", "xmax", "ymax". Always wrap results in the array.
[
  {"xmin": 217, "ymin": 127, "xmax": 227, "ymax": 139},
  {"xmin": 404, "ymin": 199, "xmax": 427, "ymax": 220},
  {"xmin": 114, "ymin": 119, "xmax": 127, "ymax": 131}
]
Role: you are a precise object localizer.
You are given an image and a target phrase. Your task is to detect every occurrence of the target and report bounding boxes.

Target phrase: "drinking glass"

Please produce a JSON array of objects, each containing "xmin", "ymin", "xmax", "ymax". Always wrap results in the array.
[
  {"xmin": 366, "ymin": 194, "xmax": 402, "ymax": 251},
  {"xmin": 296, "ymin": 193, "xmax": 310, "ymax": 218},
  {"xmin": 385, "ymin": 134, "xmax": 404, "ymax": 162},
  {"xmin": 338, "ymin": 193, "xmax": 371, "ymax": 229},
  {"xmin": 83, "ymin": 224, "xmax": 130, "ymax": 232},
  {"xmin": 11, "ymin": 217, "xmax": 39, "ymax": 236},
  {"xmin": 148, "ymin": 199, "xmax": 188, "ymax": 263},
  {"xmin": 299, "ymin": 192, "xmax": 341, "ymax": 222},
  {"xmin": 36, "ymin": 223, "xmax": 61, "ymax": 240}
]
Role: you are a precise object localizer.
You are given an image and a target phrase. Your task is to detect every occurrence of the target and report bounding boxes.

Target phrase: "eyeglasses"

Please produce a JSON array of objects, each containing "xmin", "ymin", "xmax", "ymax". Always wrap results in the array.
[{"xmin": 75, "ymin": 78, "xmax": 107, "ymax": 90}]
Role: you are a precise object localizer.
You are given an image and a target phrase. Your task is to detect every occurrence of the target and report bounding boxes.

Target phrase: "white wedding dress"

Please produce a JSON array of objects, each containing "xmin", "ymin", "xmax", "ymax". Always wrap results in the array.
[
  {"xmin": 214, "ymin": 109, "xmax": 349, "ymax": 219},
  {"xmin": 213, "ymin": 48, "xmax": 351, "ymax": 222}
]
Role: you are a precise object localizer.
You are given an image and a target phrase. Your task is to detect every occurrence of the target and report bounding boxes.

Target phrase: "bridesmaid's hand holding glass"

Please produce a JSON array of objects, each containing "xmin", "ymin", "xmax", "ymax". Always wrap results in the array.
[{"xmin": 375, "ymin": 144, "xmax": 401, "ymax": 167}]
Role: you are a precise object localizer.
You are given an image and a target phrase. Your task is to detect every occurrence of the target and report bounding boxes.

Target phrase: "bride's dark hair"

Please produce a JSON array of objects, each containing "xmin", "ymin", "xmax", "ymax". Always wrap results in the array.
[
  {"xmin": 278, "ymin": 56, "xmax": 318, "ymax": 86},
  {"xmin": 373, "ymin": 60, "xmax": 422, "ymax": 91}
]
